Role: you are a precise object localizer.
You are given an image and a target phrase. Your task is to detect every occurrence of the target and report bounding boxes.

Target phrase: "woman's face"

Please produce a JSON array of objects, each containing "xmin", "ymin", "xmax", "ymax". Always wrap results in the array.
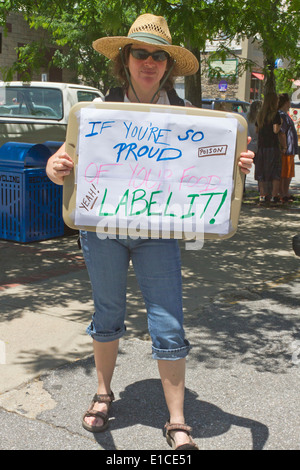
[{"xmin": 127, "ymin": 44, "xmax": 168, "ymax": 93}]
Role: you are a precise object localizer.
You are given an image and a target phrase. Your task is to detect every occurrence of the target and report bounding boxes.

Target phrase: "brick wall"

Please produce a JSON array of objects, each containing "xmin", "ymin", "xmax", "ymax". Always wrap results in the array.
[
  {"xmin": 202, "ymin": 78, "xmax": 240, "ymax": 100},
  {"xmin": 0, "ymin": 12, "xmax": 73, "ymax": 82}
]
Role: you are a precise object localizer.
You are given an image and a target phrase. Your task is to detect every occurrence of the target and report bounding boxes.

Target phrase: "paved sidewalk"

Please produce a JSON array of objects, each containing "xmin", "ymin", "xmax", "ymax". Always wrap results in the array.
[{"xmin": 0, "ymin": 165, "xmax": 299, "ymax": 450}]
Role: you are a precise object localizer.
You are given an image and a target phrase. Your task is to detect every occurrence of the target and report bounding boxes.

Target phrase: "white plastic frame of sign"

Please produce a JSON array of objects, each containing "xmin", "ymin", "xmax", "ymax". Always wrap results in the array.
[{"xmin": 63, "ymin": 101, "xmax": 247, "ymax": 240}]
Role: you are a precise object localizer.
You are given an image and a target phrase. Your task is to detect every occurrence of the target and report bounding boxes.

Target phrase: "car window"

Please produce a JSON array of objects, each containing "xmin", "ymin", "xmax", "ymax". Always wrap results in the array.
[
  {"xmin": 214, "ymin": 102, "xmax": 231, "ymax": 111},
  {"xmin": 200, "ymin": 100, "xmax": 250, "ymax": 114},
  {"xmin": 200, "ymin": 101, "xmax": 213, "ymax": 109},
  {"xmin": 0, "ymin": 86, "xmax": 63, "ymax": 119},
  {"xmin": 216, "ymin": 102, "xmax": 250, "ymax": 114},
  {"xmin": 77, "ymin": 91, "xmax": 101, "ymax": 102},
  {"xmin": 239, "ymin": 103, "xmax": 250, "ymax": 114}
]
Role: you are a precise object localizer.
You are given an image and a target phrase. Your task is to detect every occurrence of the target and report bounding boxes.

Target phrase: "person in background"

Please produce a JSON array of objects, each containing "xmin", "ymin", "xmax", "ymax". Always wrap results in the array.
[
  {"xmin": 246, "ymin": 100, "xmax": 262, "ymax": 157},
  {"xmin": 255, "ymin": 92, "xmax": 282, "ymax": 204},
  {"xmin": 46, "ymin": 14, "xmax": 254, "ymax": 451},
  {"xmin": 278, "ymin": 93, "xmax": 298, "ymax": 202},
  {"xmin": 245, "ymin": 100, "xmax": 262, "ymax": 192}
]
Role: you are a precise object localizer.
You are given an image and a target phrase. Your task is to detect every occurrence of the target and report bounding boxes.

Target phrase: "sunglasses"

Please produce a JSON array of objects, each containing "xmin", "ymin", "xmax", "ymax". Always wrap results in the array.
[{"xmin": 130, "ymin": 48, "xmax": 169, "ymax": 62}]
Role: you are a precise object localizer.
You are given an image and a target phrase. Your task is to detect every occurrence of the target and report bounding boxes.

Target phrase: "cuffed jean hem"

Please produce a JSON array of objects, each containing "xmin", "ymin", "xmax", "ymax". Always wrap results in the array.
[
  {"xmin": 86, "ymin": 322, "xmax": 126, "ymax": 343},
  {"xmin": 151, "ymin": 340, "xmax": 191, "ymax": 360}
]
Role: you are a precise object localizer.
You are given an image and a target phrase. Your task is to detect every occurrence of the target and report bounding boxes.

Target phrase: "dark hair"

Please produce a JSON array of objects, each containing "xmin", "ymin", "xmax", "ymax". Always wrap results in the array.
[
  {"xmin": 247, "ymin": 100, "xmax": 262, "ymax": 123},
  {"xmin": 256, "ymin": 92, "xmax": 278, "ymax": 129},
  {"xmin": 278, "ymin": 93, "xmax": 290, "ymax": 109},
  {"xmin": 112, "ymin": 45, "xmax": 175, "ymax": 91}
]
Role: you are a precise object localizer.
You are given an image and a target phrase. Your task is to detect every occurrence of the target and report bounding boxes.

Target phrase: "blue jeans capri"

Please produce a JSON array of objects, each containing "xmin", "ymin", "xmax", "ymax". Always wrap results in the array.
[{"xmin": 80, "ymin": 231, "xmax": 190, "ymax": 360}]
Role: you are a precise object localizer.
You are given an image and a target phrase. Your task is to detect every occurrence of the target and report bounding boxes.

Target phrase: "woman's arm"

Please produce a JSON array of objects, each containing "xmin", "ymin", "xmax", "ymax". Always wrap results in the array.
[
  {"xmin": 46, "ymin": 143, "xmax": 74, "ymax": 185},
  {"xmin": 273, "ymin": 123, "xmax": 281, "ymax": 134},
  {"xmin": 238, "ymin": 137, "xmax": 254, "ymax": 174},
  {"xmin": 278, "ymin": 131, "xmax": 287, "ymax": 153}
]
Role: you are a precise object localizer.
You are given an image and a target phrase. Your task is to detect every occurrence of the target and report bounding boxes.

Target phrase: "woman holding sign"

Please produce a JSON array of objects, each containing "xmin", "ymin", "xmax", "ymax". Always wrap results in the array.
[{"xmin": 46, "ymin": 14, "xmax": 254, "ymax": 450}]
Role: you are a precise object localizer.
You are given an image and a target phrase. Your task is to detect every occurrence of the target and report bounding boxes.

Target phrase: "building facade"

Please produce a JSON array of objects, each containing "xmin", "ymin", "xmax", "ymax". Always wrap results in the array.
[
  {"xmin": 176, "ymin": 36, "xmax": 265, "ymax": 103},
  {"xmin": 202, "ymin": 36, "xmax": 264, "ymax": 102},
  {"xmin": 0, "ymin": 13, "xmax": 73, "ymax": 82},
  {"xmin": 1, "ymin": 13, "xmax": 266, "ymax": 100}
]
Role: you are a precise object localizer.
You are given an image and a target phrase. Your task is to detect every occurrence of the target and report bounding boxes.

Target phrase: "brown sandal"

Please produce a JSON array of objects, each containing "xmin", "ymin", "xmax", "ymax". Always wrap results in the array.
[
  {"xmin": 82, "ymin": 391, "xmax": 114, "ymax": 433},
  {"xmin": 164, "ymin": 421, "xmax": 199, "ymax": 450}
]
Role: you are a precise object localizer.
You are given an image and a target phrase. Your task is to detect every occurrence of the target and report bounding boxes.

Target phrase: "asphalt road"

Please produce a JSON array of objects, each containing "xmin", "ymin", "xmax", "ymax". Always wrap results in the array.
[{"xmin": 0, "ymin": 162, "xmax": 299, "ymax": 451}]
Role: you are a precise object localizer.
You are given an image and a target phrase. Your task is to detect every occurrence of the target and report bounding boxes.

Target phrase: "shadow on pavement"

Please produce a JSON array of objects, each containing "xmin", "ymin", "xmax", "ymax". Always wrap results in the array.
[{"xmin": 1, "ymin": 204, "xmax": 299, "ymax": 377}]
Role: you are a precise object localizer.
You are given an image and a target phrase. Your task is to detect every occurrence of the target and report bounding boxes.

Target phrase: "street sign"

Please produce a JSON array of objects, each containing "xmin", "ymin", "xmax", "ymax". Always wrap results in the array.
[
  {"xmin": 218, "ymin": 80, "xmax": 228, "ymax": 92},
  {"xmin": 275, "ymin": 58, "xmax": 284, "ymax": 69}
]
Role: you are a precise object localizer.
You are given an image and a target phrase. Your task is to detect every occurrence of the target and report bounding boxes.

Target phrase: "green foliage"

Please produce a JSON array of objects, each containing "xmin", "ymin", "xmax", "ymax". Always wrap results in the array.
[
  {"xmin": 0, "ymin": 0, "xmax": 299, "ymax": 97},
  {"xmin": 275, "ymin": 58, "xmax": 300, "ymax": 95},
  {"xmin": 204, "ymin": 0, "xmax": 300, "ymax": 93}
]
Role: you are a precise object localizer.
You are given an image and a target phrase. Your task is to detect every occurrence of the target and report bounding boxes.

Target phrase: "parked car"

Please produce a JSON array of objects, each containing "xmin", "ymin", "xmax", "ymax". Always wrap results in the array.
[
  {"xmin": 0, "ymin": 81, "xmax": 104, "ymax": 147},
  {"xmin": 200, "ymin": 98, "xmax": 250, "ymax": 115}
]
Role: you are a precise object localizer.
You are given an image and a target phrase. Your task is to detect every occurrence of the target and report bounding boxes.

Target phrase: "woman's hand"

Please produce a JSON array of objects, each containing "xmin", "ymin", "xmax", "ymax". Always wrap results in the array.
[
  {"xmin": 238, "ymin": 137, "xmax": 254, "ymax": 174},
  {"xmin": 46, "ymin": 143, "xmax": 74, "ymax": 185}
]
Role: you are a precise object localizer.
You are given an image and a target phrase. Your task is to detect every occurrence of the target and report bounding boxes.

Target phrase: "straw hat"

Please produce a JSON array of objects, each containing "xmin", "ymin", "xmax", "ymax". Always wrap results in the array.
[{"xmin": 92, "ymin": 13, "xmax": 199, "ymax": 77}]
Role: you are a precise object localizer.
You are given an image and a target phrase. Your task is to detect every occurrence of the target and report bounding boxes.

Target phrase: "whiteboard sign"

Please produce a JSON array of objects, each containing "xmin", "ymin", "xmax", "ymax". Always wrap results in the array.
[{"xmin": 63, "ymin": 102, "xmax": 246, "ymax": 240}]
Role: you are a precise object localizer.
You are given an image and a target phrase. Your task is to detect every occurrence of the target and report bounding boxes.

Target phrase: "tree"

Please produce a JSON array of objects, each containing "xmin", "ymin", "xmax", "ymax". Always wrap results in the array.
[
  {"xmin": 0, "ymin": 1, "xmax": 140, "ymax": 91},
  {"xmin": 0, "ymin": 0, "xmax": 213, "ymax": 102},
  {"xmin": 206, "ymin": 0, "xmax": 300, "ymax": 95},
  {"xmin": 1, "ymin": 0, "xmax": 299, "ymax": 98}
]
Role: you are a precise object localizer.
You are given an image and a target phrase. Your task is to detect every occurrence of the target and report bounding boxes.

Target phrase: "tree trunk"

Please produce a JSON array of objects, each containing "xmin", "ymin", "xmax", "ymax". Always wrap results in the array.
[
  {"xmin": 263, "ymin": 56, "xmax": 276, "ymax": 95},
  {"xmin": 185, "ymin": 48, "xmax": 202, "ymax": 107}
]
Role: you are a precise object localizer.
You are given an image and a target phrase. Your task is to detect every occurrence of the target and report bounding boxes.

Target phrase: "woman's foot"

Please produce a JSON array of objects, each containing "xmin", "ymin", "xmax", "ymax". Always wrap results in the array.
[
  {"xmin": 270, "ymin": 196, "xmax": 281, "ymax": 204},
  {"xmin": 82, "ymin": 392, "xmax": 114, "ymax": 432},
  {"xmin": 164, "ymin": 422, "xmax": 198, "ymax": 450},
  {"xmin": 169, "ymin": 429, "xmax": 195, "ymax": 447},
  {"xmin": 83, "ymin": 401, "xmax": 109, "ymax": 427}
]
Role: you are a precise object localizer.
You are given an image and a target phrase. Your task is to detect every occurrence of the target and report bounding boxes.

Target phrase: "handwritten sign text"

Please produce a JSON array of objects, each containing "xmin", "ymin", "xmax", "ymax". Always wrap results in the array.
[{"xmin": 75, "ymin": 107, "xmax": 237, "ymax": 237}]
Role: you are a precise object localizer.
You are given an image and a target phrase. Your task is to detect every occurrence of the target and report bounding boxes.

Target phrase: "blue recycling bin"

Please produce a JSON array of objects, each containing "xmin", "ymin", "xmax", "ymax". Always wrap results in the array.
[{"xmin": 0, "ymin": 141, "xmax": 64, "ymax": 242}]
